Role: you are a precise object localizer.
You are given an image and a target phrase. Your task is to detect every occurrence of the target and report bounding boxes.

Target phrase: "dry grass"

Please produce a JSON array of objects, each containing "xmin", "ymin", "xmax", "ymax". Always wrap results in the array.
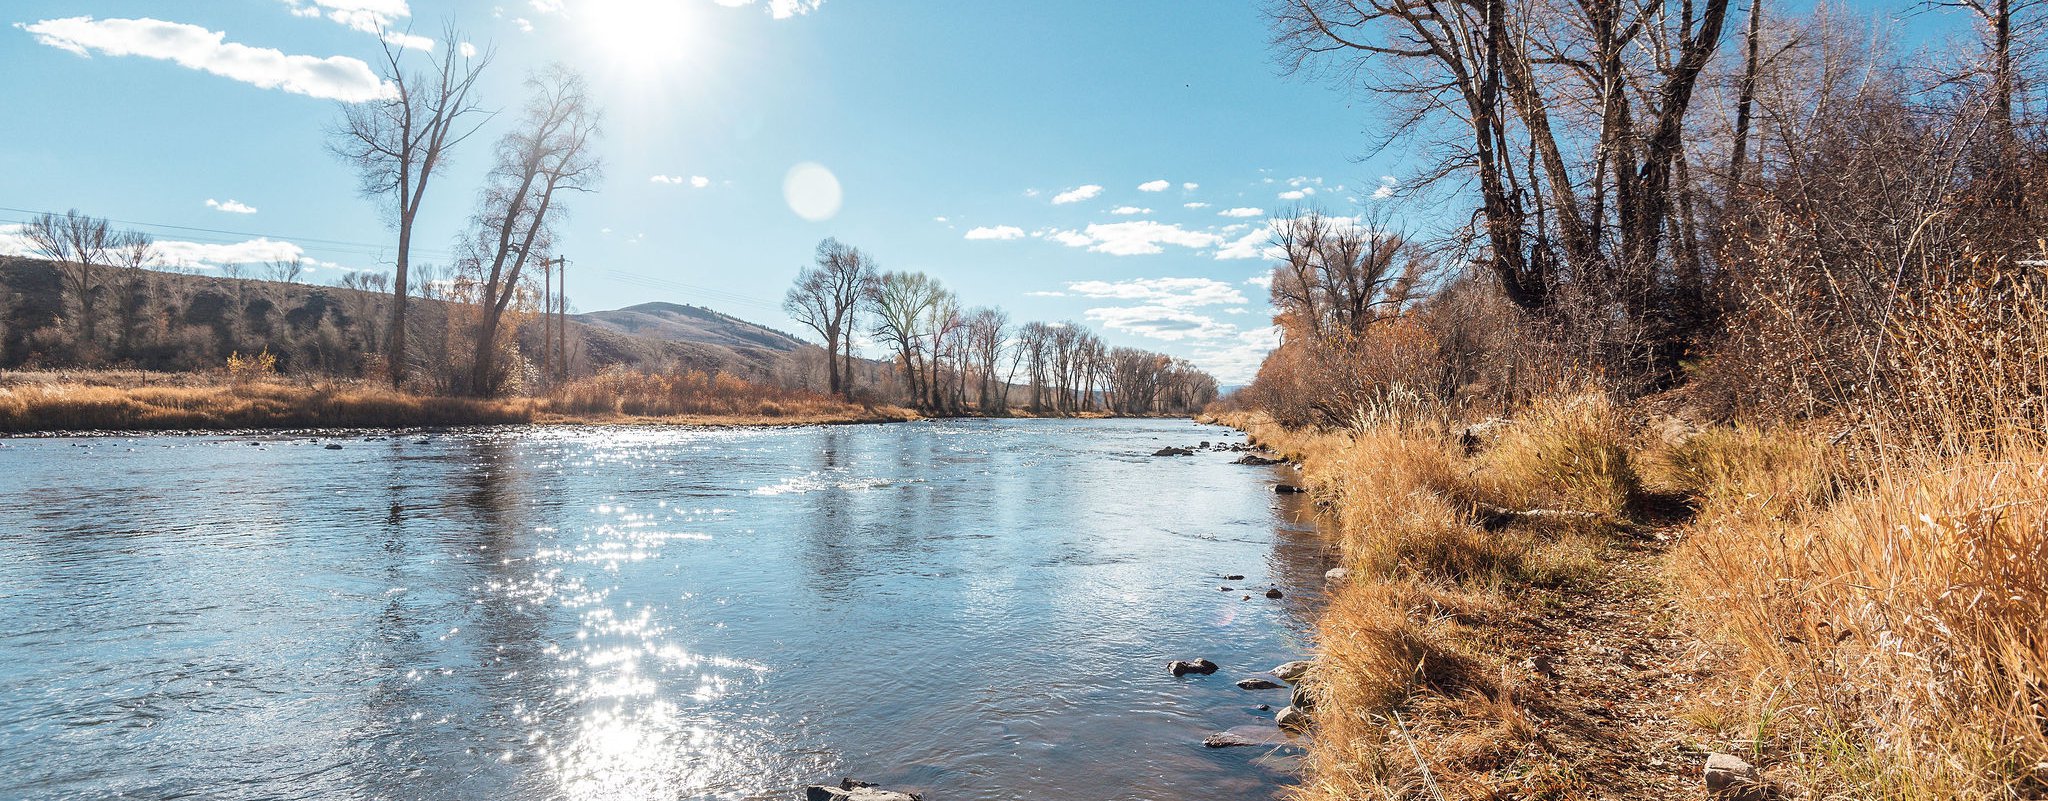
[
  {"xmin": 1225, "ymin": 394, "xmax": 1636, "ymax": 800},
  {"xmin": 0, "ymin": 376, "xmax": 531, "ymax": 432},
  {"xmin": 543, "ymin": 367, "xmax": 915, "ymax": 424}
]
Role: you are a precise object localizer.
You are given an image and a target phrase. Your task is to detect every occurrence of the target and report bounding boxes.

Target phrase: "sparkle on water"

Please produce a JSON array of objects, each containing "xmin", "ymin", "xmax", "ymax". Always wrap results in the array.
[{"xmin": 0, "ymin": 419, "xmax": 1332, "ymax": 801}]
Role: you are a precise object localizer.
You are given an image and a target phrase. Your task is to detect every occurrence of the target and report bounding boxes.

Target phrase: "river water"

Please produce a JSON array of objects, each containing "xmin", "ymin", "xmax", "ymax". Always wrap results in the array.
[{"xmin": 0, "ymin": 418, "xmax": 1332, "ymax": 801}]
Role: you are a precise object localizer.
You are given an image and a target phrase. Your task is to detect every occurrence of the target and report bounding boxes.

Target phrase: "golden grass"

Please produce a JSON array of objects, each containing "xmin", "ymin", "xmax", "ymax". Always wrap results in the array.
[
  {"xmin": 0, "ymin": 377, "xmax": 530, "ymax": 432},
  {"xmin": 543, "ymin": 367, "xmax": 915, "ymax": 424},
  {"xmin": 1670, "ymin": 433, "xmax": 2048, "ymax": 799},
  {"xmin": 1224, "ymin": 395, "xmax": 1635, "ymax": 800}
]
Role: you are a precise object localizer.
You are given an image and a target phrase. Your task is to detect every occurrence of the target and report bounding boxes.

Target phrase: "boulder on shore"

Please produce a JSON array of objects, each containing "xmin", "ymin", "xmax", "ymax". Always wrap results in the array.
[
  {"xmin": 1235, "ymin": 677, "xmax": 1284, "ymax": 690},
  {"xmin": 1168, "ymin": 658, "xmax": 1219, "ymax": 677},
  {"xmin": 804, "ymin": 779, "xmax": 921, "ymax": 801},
  {"xmin": 1233, "ymin": 454, "xmax": 1283, "ymax": 466},
  {"xmin": 1324, "ymin": 567, "xmax": 1351, "ymax": 584},
  {"xmin": 1275, "ymin": 705, "xmax": 1307, "ymax": 729},
  {"xmin": 1271, "ymin": 660, "xmax": 1313, "ymax": 683}
]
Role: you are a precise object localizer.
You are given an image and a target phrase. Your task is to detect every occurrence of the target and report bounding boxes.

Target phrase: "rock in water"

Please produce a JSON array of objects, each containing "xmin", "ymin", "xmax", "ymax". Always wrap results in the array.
[
  {"xmin": 1264, "ymin": 588, "xmax": 1284, "ymax": 599},
  {"xmin": 1273, "ymin": 484, "xmax": 1307, "ymax": 494},
  {"xmin": 1152, "ymin": 446, "xmax": 1195, "ymax": 457},
  {"xmin": 1233, "ymin": 454, "xmax": 1282, "ymax": 466},
  {"xmin": 1235, "ymin": 677, "xmax": 1284, "ymax": 690},
  {"xmin": 1275, "ymin": 705, "xmax": 1307, "ymax": 729},
  {"xmin": 1168, "ymin": 658, "xmax": 1219, "ymax": 677},
  {"xmin": 1203, "ymin": 726, "xmax": 1293, "ymax": 748},
  {"xmin": 1225, "ymin": 574, "xmax": 1245, "ymax": 581},
  {"xmin": 324, "ymin": 444, "xmax": 343, "ymax": 450},
  {"xmin": 804, "ymin": 779, "xmax": 921, "ymax": 801},
  {"xmin": 1271, "ymin": 660, "xmax": 1312, "ymax": 682},
  {"xmin": 1703, "ymin": 753, "xmax": 1765, "ymax": 799}
]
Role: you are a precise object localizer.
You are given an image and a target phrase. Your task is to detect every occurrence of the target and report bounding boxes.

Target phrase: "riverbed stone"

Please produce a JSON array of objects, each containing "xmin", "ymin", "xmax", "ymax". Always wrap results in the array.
[
  {"xmin": 1203, "ymin": 726, "xmax": 1292, "ymax": 748},
  {"xmin": 1271, "ymin": 660, "xmax": 1312, "ymax": 682},
  {"xmin": 1704, "ymin": 753, "xmax": 1765, "ymax": 799},
  {"xmin": 804, "ymin": 779, "xmax": 921, "ymax": 801},
  {"xmin": 1235, "ymin": 677, "xmax": 1284, "ymax": 690},
  {"xmin": 1168, "ymin": 658, "xmax": 1219, "ymax": 677}
]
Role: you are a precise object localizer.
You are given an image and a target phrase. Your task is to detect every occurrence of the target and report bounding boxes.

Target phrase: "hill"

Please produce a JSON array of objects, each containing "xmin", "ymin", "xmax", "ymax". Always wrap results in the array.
[
  {"xmin": 0, "ymin": 257, "xmax": 810, "ymax": 387},
  {"xmin": 576, "ymin": 301, "xmax": 807, "ymax": 353}
]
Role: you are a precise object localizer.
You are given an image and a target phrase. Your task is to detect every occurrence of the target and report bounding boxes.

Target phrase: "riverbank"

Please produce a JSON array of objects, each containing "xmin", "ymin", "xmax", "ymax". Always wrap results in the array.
[
  {"xmin": 0, "ymin": 371, "xmax": 919, "ymax": 434},
  {"xmin": 1214, "ymin": 397, "xmax": 2047, "ymax": 800}
]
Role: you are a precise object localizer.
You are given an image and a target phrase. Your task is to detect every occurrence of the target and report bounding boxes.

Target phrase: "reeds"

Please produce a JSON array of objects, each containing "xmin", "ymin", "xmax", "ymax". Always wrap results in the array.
[{"xmin": 0, "ymin": 375, "xmax": 530, "ymax": 432}]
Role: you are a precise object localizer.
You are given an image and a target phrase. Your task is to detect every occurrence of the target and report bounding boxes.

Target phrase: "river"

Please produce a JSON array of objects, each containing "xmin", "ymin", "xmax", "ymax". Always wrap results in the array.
[{"xmin": 0, "ymin": 418, "xmax": 1331, "ymax": 801}]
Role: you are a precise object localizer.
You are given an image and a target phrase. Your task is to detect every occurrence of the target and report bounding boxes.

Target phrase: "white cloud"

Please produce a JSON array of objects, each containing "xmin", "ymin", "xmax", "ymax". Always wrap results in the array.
[
  {"xmin": 1063, "ymin": 221, "xmax": 1223, "ymax": 256},
  {"xmin": 1214, "ymin": 229, "xmax": 1275, "ymax": 261},
  {"xmin": 933, "ymin": 216, "xmax": 949, "ymax": 223},
  {"xmin": 157, "ymin": 237, "xmax": 309, "ymax": 268},
  {"xmin": 529, "ymin": 0, "xmax": 565, "ymax": 13},
  {"xmin": 1183, "ymin": 182, "xmax": 1199, "ymax": 191},
  {"xmin": 1372, "ymin": 175, "xmax": 1398, "ymax": 199},
  {"xmin": 1278, "ymin": 188, "xmax": 1314, "ymax": 200},
  {"xmin": 716, "ymin": 0, "xmax": 825, "ymax": 18},
  {"xmin": 513, "ymin": 17, "xmax": 534, "ymax": 32},
  {"xmin": 964, "ymin": 225, "xmax": 1026, "ymax": 241},
  {"xmin": 206, "ymin": 198, "xmax": 258, "ymax": 214},
  {"xmin": 19, "ymin": 17, "xmax": 393, "ymax": 102},
  {"xmin": 1085, "ymin": 305, "xmax": 1237, "ymax": 342},
  {"xmin": 651, "ymin": 174, "xmax": 713, "ymax": 188},
  {"xmin": 1137, "ymin": 179, "xmax": 1170, "ymax": 192},
  {"xmin": 1109, "ymin": 206, "xmax": 1151, "ymax": 215},
  {"xmin": 1041, "ymin": 228, "xmax": 1094, "ymax": 248},
  {"xmin": 1192, "ymin": 325, "xmax": 1283, "ymax": 385},
  {"xmin": 1218, "ymin": 207, "xmax": 1264, "ymax": 218},
  {"xmin": 1024, "ymin": 290, "xmax": 1066, "ymax": 297},
  {"xmin": 1184, "ymin": 202, "xmax": 1210, "ymax": 209},
  {"xmin": 1244, "ymin": 273, "xmax": 1274, "ymax": 288},
  {"xmin": 1065, "ymin": 276, "xmax": 1247, "ymax": 307},
  {"xmin": 1051, "ymin": 184, "xmax": 1103, "ymax": 205},
  {"xmin": 459, "ymin": 41, "xmax": 478, "ymax": 58},
  {"xmin": 1224, "ymin": 307, "xmax": 1250, "ymax": 315}
]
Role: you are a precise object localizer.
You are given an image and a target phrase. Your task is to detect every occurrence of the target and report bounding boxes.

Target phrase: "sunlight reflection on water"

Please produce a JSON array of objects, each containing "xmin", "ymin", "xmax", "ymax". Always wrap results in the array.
[{"xmin": 0, "ymin": 419, "xmax": 1331, "ymax": 801}]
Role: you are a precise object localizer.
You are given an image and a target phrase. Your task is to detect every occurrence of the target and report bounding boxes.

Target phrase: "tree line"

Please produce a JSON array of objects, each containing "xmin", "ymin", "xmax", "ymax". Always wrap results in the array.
[
  {"xmin": 783, "ymin": 238, "xmax": 1219, "ymax": 415},
  {"xmin": 1241, "ymin": 0, "xmax": 2045, "ymax": 429}
]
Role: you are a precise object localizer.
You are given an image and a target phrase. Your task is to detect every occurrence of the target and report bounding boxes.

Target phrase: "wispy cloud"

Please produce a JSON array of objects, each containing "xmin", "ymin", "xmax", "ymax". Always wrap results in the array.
[
  {"xmin": 205, "ymin": 198, "xmax": 258, "ymax": 214},
  {"xmin": 1214, "ymin": 228, "xmax": 1274, "ymax": 261},
  {"xmin": 1182, "ymin": 182, "xmax": 1199, "ymax": 191},
  {"xmin": 1051, "ymin": 184, "xmax": 1103, "ymax": 205},
  {"xmin": 19, "ymin": 16, "xmax": 392, "ymax": 102},
  {"xmin": 1137, "ymin": 179, "xmax": 1170, "ymax": 192},
  {"xmin": 964, "ymin": 225, "xmax": 1026, "ymax": 240},
  {"xmin": 1184, "ymin": 202, "xmax": 1210, "ymax": 209},
  {"xmin": 1109, "ymin": 206, "xmax": 1151, "ymax": 215},
  {"xmin": 1085, "ymin": 305, "xmax": 1236, "ymax": 341},
  {"xmin": 1218, "ymin": 207, "xmax": 1264, "ymax": 218},
  {"xmin": 1065, "ymin": 276, "xmax": 1247, "ymax": 307},
  {"xmin": 650, "ymin": 174, "xmax": 712, "ymax": 188},
  {"xmin": 714, "ymin": 0, "xmax": 825, "ymax": 19},
  {"xmin": 1050, "ymin": 221, "xmax": 1223, "ymax": 256}
]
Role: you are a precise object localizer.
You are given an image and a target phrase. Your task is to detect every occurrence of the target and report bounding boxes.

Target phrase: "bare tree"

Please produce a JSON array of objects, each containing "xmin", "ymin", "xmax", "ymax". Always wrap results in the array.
[
  {"xmin": 867, "ymin": 271, "xmax": 948, "ymax": 407},
  {"xmin": 110, "ymin": 230, "xmax": 155, "ymax": 356},
  {"xmin": 267, "ymin": 258, "xmax": 306, "ymax": 284},
  {"xmin": 331, "ymin": 25, "xmax": 492, "ymax": 388},
  {"xmin": 22, "ymin": 210, "xmax": 112, "ymax": 348},
  {"xmin": 783, "ymin": 238, "xmax": 876, "ymax": 397},
  {"xmin": 964, "ymin": 306, "xmax": 1010, "ymax": 412},
  {"xmin": 457, "ymin": 64, "xmax": 602, "ymax": 396}
]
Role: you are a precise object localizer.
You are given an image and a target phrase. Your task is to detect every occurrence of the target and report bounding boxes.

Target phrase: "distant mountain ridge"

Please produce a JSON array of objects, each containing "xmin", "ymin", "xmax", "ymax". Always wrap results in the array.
[{"xmin": 576, "ymin": 301, "xmax": 807, "ymax": 353}]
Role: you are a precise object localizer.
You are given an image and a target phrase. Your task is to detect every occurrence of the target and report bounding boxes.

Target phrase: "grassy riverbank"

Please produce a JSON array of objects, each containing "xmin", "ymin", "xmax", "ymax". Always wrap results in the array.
[
  {"xmin": 1217, "ymin": 397, "xmax": 2047, "ymax": 800},
  {"xmin": 0, "ymin": 370, "xmax": 917, "ymax": 433}
]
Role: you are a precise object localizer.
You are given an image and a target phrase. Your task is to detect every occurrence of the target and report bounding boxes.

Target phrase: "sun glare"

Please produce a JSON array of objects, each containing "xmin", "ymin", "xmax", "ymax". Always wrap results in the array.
[{"xmin": 577, "ymin": 0, "xmax": 703, "ymax": 77}]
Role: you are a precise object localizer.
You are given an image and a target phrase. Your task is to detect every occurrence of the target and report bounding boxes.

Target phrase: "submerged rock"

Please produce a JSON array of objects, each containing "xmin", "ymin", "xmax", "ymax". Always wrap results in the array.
[
  {"xmin": 1203, "ymin": 725, "xmax": 1294, "ymax": 748},
  {"xmin": 1235, "ymin": 677, "xmax": 1284, "ymax": 690},
  {"xmin": 323, "ymin": 443, "xmax": 343, "ymax": 450},
  {"xmin": 804, "ymin": 779, "xmax": 922, "ymax": 801},
  {"xmin": 1271, "ymin": 660, "xmax": 1313, "ymax": 683},
  {"xmin": 1168, "ymin": 658, "xmax": 1219, "ymax": 677}
]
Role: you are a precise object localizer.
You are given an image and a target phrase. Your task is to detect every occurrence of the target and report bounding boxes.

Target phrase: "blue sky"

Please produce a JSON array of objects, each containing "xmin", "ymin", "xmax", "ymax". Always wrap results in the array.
[{"xmin": 0, "ymin": 0, "xmax": 1946, "ymax": 382}]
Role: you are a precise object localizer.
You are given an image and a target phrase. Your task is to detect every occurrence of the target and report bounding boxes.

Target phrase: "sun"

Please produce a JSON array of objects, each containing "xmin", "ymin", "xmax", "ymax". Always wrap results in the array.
[{"xmin": 575, "ymin": 0, "xmax": 705, "ymax": 78}]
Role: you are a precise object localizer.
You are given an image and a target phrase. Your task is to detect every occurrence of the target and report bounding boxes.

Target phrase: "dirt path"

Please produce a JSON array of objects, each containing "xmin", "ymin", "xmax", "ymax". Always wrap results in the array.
[{"xmin": 1494, "ymin": 530, "xmax": 1715, "ymax": 800}]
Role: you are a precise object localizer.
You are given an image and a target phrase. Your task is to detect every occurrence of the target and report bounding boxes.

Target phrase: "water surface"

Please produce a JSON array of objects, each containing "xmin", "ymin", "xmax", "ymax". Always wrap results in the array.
[{"xmin": 0, "ymin": 418, "xmax": 1330, "ymax": 801}]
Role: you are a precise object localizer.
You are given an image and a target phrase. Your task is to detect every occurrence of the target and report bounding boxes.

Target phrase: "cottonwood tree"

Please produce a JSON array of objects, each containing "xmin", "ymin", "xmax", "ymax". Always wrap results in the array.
[
  {"xmin": 459, "ymin": 64, "xmax": 602, "ymax": 396},
  {"xmin": 110, "ymin": 230, "xmax": 155, "ymax": 356},
  {"xmin": 867, "ymin": 271, "xmax": 949, "ymax": 407},
  {"xmin": 783, "ymin": 237, "xmax": 875, "ymax": 397},
  {"xmin": 23, "ymin": 210, "xmax": 112, "ymax": 348},
  {"xmin": 267, "ymin": 258, "xmax": 306, "ymax": 284},
  {"xmin": 331, "ymin": 26, "xmax": 491, "ymax": 388},
  {"xmin": 964, "ymin": 306, "xmax": 1011, "ymax": 413}
]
